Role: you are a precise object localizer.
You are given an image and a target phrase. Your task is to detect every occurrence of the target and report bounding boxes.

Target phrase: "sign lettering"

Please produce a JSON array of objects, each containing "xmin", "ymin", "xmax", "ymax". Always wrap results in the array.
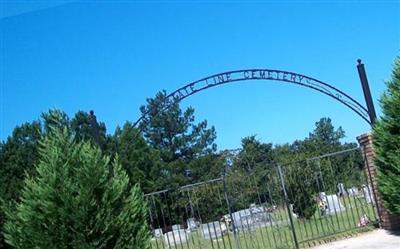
[{"xmin": 135, "ymin": 69, "xmax": 371, "ymax": 128}]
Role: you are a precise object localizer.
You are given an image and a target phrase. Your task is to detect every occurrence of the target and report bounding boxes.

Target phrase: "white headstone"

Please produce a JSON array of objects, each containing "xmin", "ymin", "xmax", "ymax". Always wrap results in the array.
[
  {"xmin": 229, "ymin": 206, "xmax": 273, "ymax": 231},
  {"xmin": 163, "ymin": 229, "xmax": 188, "ymax": 247},
  {"xmin": 154, "ymin": 228, "xmax": 163, "ymax": 238},
  {"xmin": 250, "ymin": 206, "xmax": 273, "ymax": 224},
  {"xmin": 347, "ymin": 187, "xmax": 359, "ymax": 196},
  {"xmin": 325, "ymin": 194, "xmax": 345, "ymax": 214},
  {"xmin": 363, "ymin": 186, "xmax": 374, "ymax": 204},
  {"xmin": 187, "ymin": 218, "xmax": 197, "ymax": 230},
  {"xmin": 337, "ymin": 183, "xmax": 346, "ymax": 196},
  {"xmin": 201, "ymin": 221, "xmax": 226, "ymax": 240},
  {"xmin": 231, "ymin": 208, "xmax": 253, "ymax": 230},
  {"xmin": 171, "ymin": 224, "xmax": 182, "ymax": 231}
]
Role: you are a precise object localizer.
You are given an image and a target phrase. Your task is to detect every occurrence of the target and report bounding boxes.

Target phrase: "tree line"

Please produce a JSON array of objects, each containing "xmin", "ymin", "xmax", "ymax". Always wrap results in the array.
[
  {"xmin": 2, "ymin": 57, "xmax": 399, "ymax": 248},
  {"xmin": 1, "ymin": 91, "xmax": 366, "ymax": 247}
]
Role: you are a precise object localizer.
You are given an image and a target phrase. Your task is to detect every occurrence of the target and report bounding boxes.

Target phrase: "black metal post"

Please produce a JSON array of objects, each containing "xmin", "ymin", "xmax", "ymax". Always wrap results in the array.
[
  {"xmin": 277, "ymin": 165, "xmax": 299, "ymax": 249},
  {"xmin": 357, "ymin": 59, "xmax": 377, "ymax": 125},
  {"xmin": 222, "ymin": 171, "xmax": 241, "ymax": 249}
]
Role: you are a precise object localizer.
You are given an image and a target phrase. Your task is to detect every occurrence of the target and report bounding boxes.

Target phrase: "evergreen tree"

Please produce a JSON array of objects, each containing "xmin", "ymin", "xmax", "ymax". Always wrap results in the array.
[
  {"xmin": 301, "ymin": 117, "xmax": 345, "ymax": 155},
  {"xmin": 231, "ymin": 136, "xmax": 276, "ymax": 207},
  {"xmin": 71, "ymin": 110, "xmax": 109, "ymax": 150},
  {"xmin": 373, "ymin": 57, "xmax": 400, "ymax": 215},
  {"xmin": 112, "ymin": 122, "xmax": 162, "ymax": 193},
  {"xmin": 235, "ymin": 135, "xmax": 274, "ymax": 173},
  {"xmin": 0, "ymin": 122, "xmax": 42, "ymax": 249},
  {"xmin": 4, "ymin": 111, "xmax": 150, "ymax": 249},
  {"xmin": 41, "ymin": 109, "xmax": 70, "ymax": 133},
  {"xmin": 291, "ymin": 118, "xmax": 363, "ymax": 192},
  {"xmin": 271, "ymin": 118, "xmax": 363, "ymax": 218},
  {"xmin": 0, "ymin": 122, "xmax": 42, "ymax": 204},
  {"xmin": 285, "ymin": 156, "xmax": 318, "ymax": 220},
  {"xmin": 139, "ymin": 90, "xmax": 217, "ymax": 188}
]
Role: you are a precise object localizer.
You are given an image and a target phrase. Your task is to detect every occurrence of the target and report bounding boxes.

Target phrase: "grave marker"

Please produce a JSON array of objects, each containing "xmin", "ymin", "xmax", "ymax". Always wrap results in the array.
[
  {"xmin": 163, "ymin": 229, "xmax": 188, "ymax": 247},
  {"xmin": 325, "ymin": 194, "xmax": 345, "ymax": 214}
]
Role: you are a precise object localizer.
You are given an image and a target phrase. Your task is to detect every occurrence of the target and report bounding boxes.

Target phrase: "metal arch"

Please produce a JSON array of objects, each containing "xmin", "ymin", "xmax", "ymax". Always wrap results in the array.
[{"xmin": 134, "ymin": 69, "xmax": 371, "ymax": 128}]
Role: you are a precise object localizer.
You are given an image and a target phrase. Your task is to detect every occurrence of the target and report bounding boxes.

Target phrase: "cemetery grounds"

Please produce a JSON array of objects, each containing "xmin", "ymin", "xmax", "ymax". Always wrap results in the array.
[{"xmin": 146, "ymin": 147, "xmax": 379, "ymax": 249}]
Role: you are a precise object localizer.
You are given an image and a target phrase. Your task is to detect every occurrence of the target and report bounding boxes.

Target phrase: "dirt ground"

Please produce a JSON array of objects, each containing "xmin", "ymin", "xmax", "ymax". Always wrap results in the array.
[{"xmin": 312, "ymin": 229, "xmax": 400, "ymax": 249}]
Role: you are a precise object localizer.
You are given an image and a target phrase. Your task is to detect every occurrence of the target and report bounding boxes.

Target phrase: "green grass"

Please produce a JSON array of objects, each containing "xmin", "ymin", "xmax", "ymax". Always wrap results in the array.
[{"xmin": 151, "ymin": 196, "xmax": 378, "ymax": 249}]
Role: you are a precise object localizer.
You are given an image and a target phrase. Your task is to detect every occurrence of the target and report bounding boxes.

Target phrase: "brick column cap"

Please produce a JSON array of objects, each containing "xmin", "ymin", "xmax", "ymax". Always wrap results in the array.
[{"xmin": 357, "ymin": 132, "xmax": 372, "ymax": 145}]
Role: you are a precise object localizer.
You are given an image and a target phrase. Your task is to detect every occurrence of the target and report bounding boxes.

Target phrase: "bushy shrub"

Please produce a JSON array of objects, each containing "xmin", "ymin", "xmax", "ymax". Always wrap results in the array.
[
  {"xmin": 3, "ymin": 112, "xmax": 150, "ymax": 249},
  {"xmin": 373, "ymin": 57, "xmax": 400, "ymax": 215},
  {"xmin": 286, "ymin": 166, "xmax": 317, "ymax": 220}
]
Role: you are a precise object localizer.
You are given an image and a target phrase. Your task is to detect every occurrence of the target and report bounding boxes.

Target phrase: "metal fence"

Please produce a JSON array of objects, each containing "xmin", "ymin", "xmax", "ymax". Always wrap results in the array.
[{"xmin": 145, "ymin": 147, "xmax": 378, "ymax": 249}]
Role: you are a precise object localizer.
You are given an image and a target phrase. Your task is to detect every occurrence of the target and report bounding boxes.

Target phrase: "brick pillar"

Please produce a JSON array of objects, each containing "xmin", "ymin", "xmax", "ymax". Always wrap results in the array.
[{"xmin": 357, "ymin": 133, "xmax": 400, "ymax": 230}]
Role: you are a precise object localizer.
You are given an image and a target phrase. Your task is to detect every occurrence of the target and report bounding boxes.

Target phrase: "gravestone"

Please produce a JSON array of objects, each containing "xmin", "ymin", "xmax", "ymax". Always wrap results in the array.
[
  {"xmin": 163, "ymin": 229, "xmax": 188, "ymax": 247},
  {"xmin": 231, "ymin": 208, "xmax": 253, "ymax": 230},
  {"xmin": 337, "ymin": 183, "xmax": 346, "ymax": 196},
  {"xmin": 154, "ymin": 228, "xmax": 163, "ymax": 238},
  {"xmin": 171, "ymin": 224, "xmax": 182, "ymax": 231},
  {"xmin": 201, "ymin": 221, "xmax": 226, "ymax": 240},
  {"xmin": 325, "ymin": 194, "xmax": 345, "ymax": 214},
  {"xmin": 229, "ymin": 206, "xmax": 273, "ymax": 231},
  {"xmin": 347, "ymin": 186, "xmax": 359, "ymax": 196},
  {"xmin": 362, "ymin": 185, "xmax": 374, "ymax": 204},
  {"xmin": 289, "ymin": 204, "xmax": 298, "ymax": 219},
  {"xmin": 250, "ymin": 206, "xmax": 273, "ymax": 224},
  {"xmin": 187, "ymin": 218, "xmax": 198, "ymax": 231}
]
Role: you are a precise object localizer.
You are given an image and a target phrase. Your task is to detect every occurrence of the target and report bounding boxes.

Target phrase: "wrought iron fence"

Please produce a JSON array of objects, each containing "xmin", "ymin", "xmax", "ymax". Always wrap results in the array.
[{"xmin": 145, "ymin": 147, "xmax": 378, "ymax": 249}]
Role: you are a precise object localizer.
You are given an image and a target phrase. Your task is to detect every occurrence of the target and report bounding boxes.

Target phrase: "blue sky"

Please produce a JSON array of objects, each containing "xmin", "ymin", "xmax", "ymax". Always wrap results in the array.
[{"xmin": 1, "ymin": 1, "xmax": 399, "ymax": 150}]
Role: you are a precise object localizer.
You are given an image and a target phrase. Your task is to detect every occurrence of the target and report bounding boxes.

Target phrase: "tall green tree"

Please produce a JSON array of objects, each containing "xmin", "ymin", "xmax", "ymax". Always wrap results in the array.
[
  {"xmin": 41, "ymin": 109, "xmax": 70, "ymax": 133},
  {"xmin": 0, "ymin": 122, "xmax": 42, "ymax": 249},
  {"xmin": 285, "ymin": 157, "xmax": 318, "ymax": 219},
  {"xmin": 272, "ymin": 144, "xmax": 318, "ymax": 219},
  {"xmin": 296, "ymin": 117, "xmax": 346, "ymax": 155},
  {"xmin": 271, "ymin": 118, "xmax": 363, "ymax": 218},
  {"xmin": 0, "ymin": 110, "xmax": 109, "ymax": 204},
  {"xmin": 0, "ymin": 109, "xmax": 115, "ymax": 248},
  {"xmin": 309, "ymin": 118, "xmax": 345, "ymax": 146},
  {"xmin": 139, "ymin": 90, "xmax": 217, "ymax": 188},
  {"xmin": 70, "ymin": 110, "xmax": 109, "ymax": 150},
  {"xmin": 4, "ymin": 111, "xmax": 150, "ymax": 249},
  {"xmin": 0, "ymin": 122, "xmax": 42, "ymax": 203},
  {"xmin": 235, "ymin": 135, "xmax": 274, "ymax": 173},
  {"xmin": 111, "ymin": 122, "xmax": 162, "ymax": 193},
  {"xmin": 230, "ymin": 136, "xmax": 276, "ymax": 207},
  {"xmin": 187, "ymin": 152, "xmax": 226, "ymax": 182},
  {"xmin": 373, "ymin": 57, "xmax": 400, "ymax": 215},
  {"xmin": 289, "ymin": 117, "xmax": 363, "ymax": 192}
]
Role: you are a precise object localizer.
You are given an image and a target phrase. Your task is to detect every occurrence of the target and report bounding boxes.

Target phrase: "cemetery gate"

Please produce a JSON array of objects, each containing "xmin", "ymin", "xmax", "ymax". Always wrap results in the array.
[
  {"xmin": 134, "ymin": 60, "xmax": 380, "ymax": 248},
  {"xmin": 145, "ymin": 147, "xmax": 379, "ymax": 249}
]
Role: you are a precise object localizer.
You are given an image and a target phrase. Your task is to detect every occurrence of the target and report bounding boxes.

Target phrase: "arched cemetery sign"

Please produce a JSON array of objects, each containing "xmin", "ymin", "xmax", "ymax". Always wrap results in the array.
[{"xmin": 134, "ymin": 62, "xmax": 376, "ymax": 128}]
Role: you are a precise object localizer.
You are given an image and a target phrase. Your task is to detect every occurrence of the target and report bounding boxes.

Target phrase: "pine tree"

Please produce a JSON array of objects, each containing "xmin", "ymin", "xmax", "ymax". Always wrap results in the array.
[
  {"xmin": 3, "ymin": 111, "xmax": 150, "ymax": 249},
  {"xmin": 139, "ymin": 90, "xmax": 217, "ymax": 188},
  {"xmin": 112, "ymin": 122, "xmax": 162, "ymax": 193},
  {"xmin": 373, "ymin": 57, "xmax": 400, "ymax": 215},
  {"xmin": 0, "ymin": 122, "xmax": 42, "ymax": 249}
]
